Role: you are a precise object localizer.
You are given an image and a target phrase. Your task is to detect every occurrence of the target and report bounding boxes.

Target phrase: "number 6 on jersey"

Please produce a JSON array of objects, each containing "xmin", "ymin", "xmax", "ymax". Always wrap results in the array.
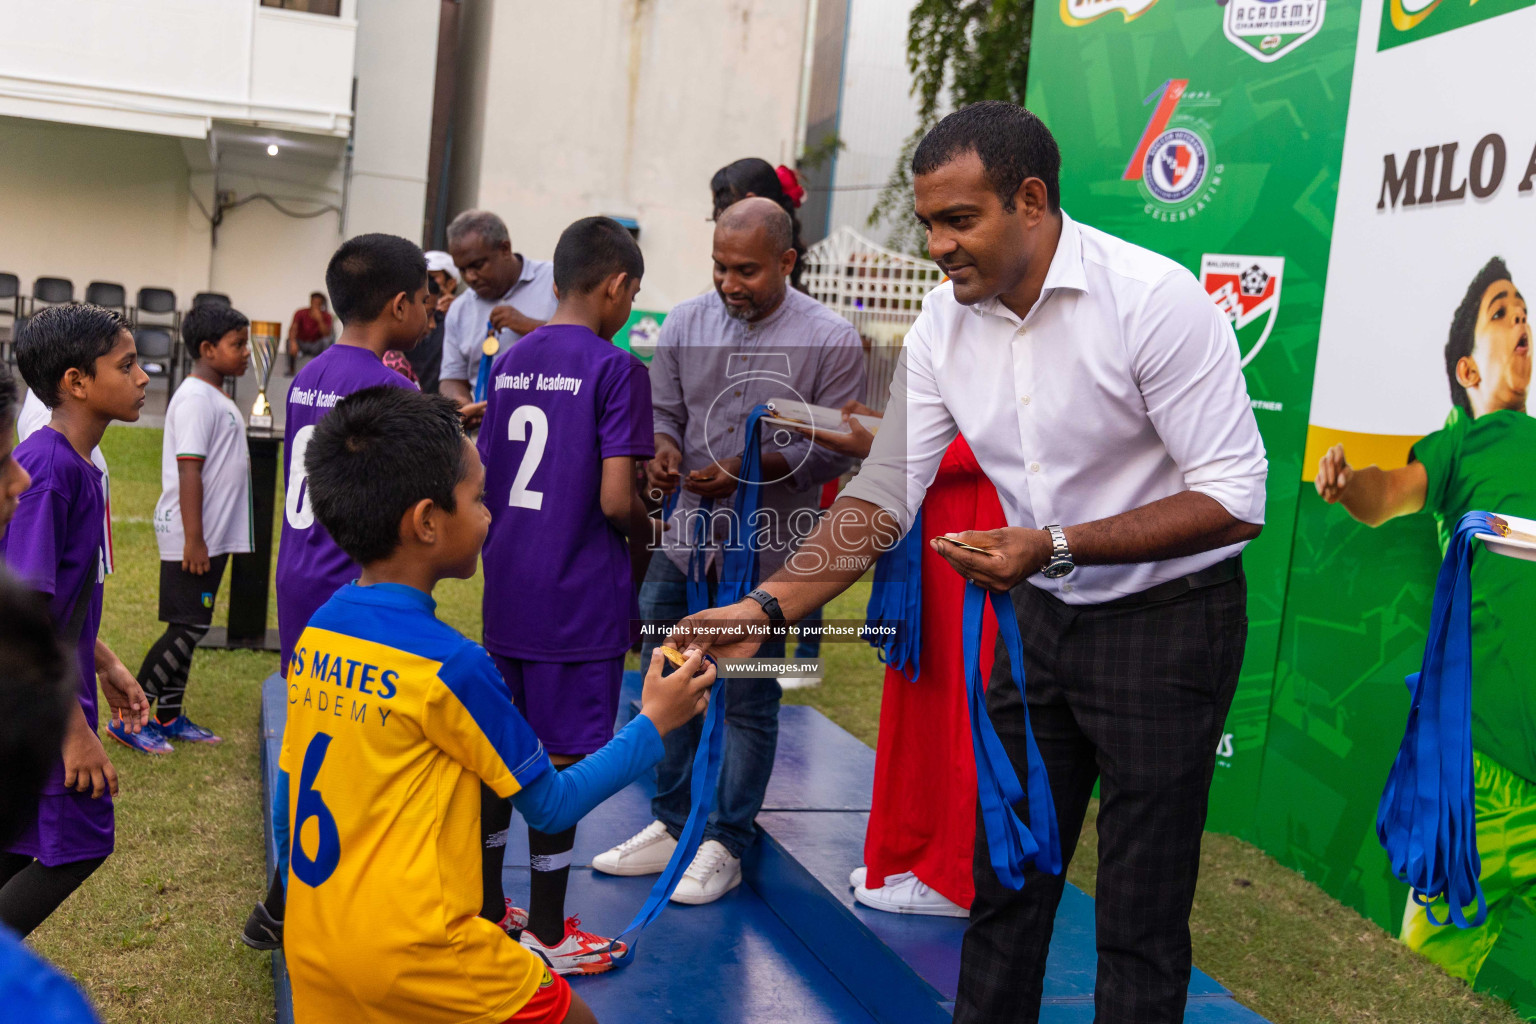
[{"xmin": 506, "ymin": 405, "xmax": 548, "ymax": 510}]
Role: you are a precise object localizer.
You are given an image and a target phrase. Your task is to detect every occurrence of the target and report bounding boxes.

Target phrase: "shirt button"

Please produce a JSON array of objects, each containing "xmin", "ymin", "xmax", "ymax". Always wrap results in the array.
[
  {"xmin": 1016, "ymin": 326, "xmax": 1028, "ymax": 336},
  {"xmin": 1029, "ymin": 462, "xmax": 1041, "ymax": 473},
  {"xmin": 1020, "ymin": 395, "xmax": 1031, "ymax": 406},
  {"xmin": 727, "ymin": 427, "xmax": 735, "ymax": 434},
  {"xmin": 1063, "ymin": 583, "xmax": 1074, "ymax": 593},
  {"xmin": 734, "ymin": 390, "xmax": 742, "ymax": 397}
]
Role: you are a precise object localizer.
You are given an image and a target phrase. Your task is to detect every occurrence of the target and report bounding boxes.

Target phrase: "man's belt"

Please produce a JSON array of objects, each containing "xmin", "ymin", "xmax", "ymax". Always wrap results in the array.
[{"xmin": 1100, "ymin": 555, "xmax": 1242, "ymax": 609}]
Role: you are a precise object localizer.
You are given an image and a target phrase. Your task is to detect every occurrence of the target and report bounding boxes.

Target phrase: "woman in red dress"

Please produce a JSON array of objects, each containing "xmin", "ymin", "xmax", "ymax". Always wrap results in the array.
[{"xmin": 805, "ymin": 409, "xmax": 1006, "ymax": 914}]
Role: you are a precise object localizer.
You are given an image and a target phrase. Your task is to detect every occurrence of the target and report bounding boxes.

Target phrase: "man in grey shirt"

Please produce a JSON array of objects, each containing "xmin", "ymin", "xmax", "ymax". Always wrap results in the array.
[
  {"xmin": 441, "ymin": 209, "xmax": 558, "ymax": 427},
  {"xmin": 592, "ymin": 198, "xmax": 866, "ymax": 902}
]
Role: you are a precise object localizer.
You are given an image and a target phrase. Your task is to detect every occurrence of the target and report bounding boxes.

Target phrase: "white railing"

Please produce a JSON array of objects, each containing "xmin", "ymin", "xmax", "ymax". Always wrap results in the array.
[{"xmin": 803, "ymin": 227, "xmax": 942, "ymax": 412}]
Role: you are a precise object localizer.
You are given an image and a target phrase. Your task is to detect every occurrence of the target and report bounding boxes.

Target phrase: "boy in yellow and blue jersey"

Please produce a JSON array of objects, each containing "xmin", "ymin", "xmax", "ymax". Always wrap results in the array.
[{"xmin": 275, "ymin": 386, "xmax": 715, "ymax": 1024}]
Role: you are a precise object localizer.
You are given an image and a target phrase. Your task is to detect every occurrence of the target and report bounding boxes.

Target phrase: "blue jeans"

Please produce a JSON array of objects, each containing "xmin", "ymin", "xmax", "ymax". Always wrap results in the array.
[
  {"xmin": 794, "ymin": 604, "xmax": 822, "ymax": 660},
  {"xmin": 639, "ymin": 555, "xmax": 782, "ymax": 857}
]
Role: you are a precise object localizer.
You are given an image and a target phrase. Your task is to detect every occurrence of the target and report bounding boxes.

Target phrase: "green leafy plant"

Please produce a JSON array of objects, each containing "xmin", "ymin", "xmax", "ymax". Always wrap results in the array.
[{"xmin": 869, "ymin": 0, "xmax": 1035, "ymax": 253}]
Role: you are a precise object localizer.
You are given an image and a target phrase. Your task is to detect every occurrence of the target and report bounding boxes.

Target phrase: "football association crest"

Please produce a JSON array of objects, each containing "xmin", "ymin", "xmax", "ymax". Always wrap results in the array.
[
  {"xmin": 1201, "ymin": 254, "xmax": 1285, "ymax": 367},
  {"xmin": 1124, "ymin": 79, "xmax": 1224, "ymax": 221},
  {"xmin": 1221, "ymin": 0, "xmax": 1326, "ymax": 62}
]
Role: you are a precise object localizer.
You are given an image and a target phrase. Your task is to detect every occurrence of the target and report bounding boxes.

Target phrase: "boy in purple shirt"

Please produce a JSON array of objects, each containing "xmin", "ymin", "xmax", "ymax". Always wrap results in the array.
[
  {"xmin": 0, "ymin": 557, "xmax": 102, "ymax": 1024},
  {"xmin": 0, "ymin": 305, "xmax": 151, "ymax": 938},
  {"xmin": 276, "ymin": 233, "xmax": 430, "ymax": 672},
  {"xmin": 478, "ymin": 217, "xmax": 656, "ymax": 974}
]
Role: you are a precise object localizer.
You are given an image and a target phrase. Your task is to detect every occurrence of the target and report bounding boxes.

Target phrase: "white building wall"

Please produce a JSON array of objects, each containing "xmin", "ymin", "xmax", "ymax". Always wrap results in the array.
[
  {"xmin": 0, "ymin": 0, "xmax": 437, "ymax": 329},
  {"xmin": 0, "ymin": 0, "xmax": 356, "ymax": 139},
  {"xmin": 345, "ymin": 0, "xmax": 440, "ymax": 242},
  {"xmin": 0, "ymin": 116, "xmax": 211, "ymax": 303},
  {"xmin": 456, "ymin": 0, "xmax": 812, "ymax": 312},
  {"xmin": 825, "ymin": 0, "xmax": 922, "ymax": 243}
]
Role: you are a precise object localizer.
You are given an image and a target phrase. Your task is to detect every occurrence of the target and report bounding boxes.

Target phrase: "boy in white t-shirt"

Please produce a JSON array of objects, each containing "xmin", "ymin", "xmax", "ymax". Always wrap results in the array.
[{"xmin": 111, "ymin": 306, "xmax": 252, "ymax": 754}]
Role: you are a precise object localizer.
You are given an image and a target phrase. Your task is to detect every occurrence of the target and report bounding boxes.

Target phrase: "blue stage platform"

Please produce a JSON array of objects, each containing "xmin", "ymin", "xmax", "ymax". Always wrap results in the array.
[{"xmin": 259, "ymin": 671, "xmax": 1271, "ymax": 1023}]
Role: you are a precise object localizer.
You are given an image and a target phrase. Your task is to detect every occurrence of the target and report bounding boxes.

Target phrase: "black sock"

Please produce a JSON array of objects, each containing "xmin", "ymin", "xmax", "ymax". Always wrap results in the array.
[
  {"xmin": 527, "ymin": 823, "xmax": 577, "ymax": 946},
  {"xmin": 0, "ymin": 854, "xmax": 107, "ymax": 937},
  {"xmin": 137, "ymin": 622, "xmax": 208, "ymax": 725},
  {"xmin": 527, "ymin": 762, "xmax": 578, "ymax": 947},
  {"xmin": 263, "ymin": 868, "xmax": 286, "ymax": 919},
  {"xmin": 480, "ymin": 783, "xmax": 514, "ymax": 922}
]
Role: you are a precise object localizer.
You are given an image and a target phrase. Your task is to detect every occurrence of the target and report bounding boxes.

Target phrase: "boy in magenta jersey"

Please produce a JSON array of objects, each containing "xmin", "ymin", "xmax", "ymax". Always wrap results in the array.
[
  {"xmin": 0, "ymin": 305, "xmax": 151, "ymax": 938},
  {"xmin": 276, "ymin": 233, "xmax": 431, "ymax": 673},
  {"xmin": 477, "ymin": 217, "xmax": 656, "ymax": 973}
]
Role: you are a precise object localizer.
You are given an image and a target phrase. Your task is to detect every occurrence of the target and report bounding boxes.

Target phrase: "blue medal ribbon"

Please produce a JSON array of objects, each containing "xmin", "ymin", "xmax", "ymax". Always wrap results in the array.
[
  {"xmin": 1376, "ymin": 510, "xmax": 1495, "ymax": 928},
  {"xmin": 862, "ymin": 511, "xmax": 923, "ymax": 682},
  {"xmin": 608, "ymin": 405, "xmax": 772, "ymax": 962},
  {"xmin": 472, "ymin": 319, "xmax": 496, "ymax": 403},
  {"xmin": 963, "ymin": 583, "xmax": 1061, "ymax": 888}
]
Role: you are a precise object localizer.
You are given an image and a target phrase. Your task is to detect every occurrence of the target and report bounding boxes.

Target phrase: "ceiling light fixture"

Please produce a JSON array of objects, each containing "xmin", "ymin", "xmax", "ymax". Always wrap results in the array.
[{"xmin": 267, "ymin": 144, "xmax": 280, "ymax": 156}]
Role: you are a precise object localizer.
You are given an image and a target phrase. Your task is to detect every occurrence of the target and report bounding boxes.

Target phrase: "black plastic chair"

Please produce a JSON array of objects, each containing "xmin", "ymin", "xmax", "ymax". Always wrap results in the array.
[
  {"xmin": 84, "ymin": 281, "xmax": 128, "ymax": 315},
  {"xmin": 192, "ymin": 291, "xmax": 231, "ymax": 309},
  {"xmin": 0, "ymin": 274, "xmax": 18, "ymax": 363},
  {"xmin": 134, "ymin": 326, "xmax": 179, "ymax": 393},
  {"xmin": 30, "ymin": 277, "xmax": 74, "ymax": 314},
  {"xmin": 133, "ymin": 287, "xmax": 178, "ymax": 324}
]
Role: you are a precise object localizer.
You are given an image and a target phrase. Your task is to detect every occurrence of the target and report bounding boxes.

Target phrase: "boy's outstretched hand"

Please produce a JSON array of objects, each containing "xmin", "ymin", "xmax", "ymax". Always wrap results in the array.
[
  {"xmin": 96, "ymin": 649, "xmax": 151, "ymax": 732},
  {"xmin": 639, "ymin": 647, "xmax": 716, "ymax": 738}
]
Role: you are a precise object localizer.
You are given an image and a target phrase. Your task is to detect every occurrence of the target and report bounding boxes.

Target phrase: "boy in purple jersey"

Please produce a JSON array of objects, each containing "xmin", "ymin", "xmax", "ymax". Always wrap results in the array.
[
  {"xmin": 251, "ymin": 234, "xmax": 430, "ymax": 945},
  {"xmin": 0, "ymin": 306, "xmax": 151, "ymax": 938},
  {"xmin": 478, "ymin": 217, "xmax": 656, "ymax": 974},
  {"xmin": 276, "ymin": 233, "xmax": 431, "ymax": 672}
]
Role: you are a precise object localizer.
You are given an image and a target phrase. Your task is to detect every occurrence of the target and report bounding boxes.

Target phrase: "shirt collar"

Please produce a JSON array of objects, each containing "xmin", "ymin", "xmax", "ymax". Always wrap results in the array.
[
  {"xmin": 969, "ymin": 210, "xmax": 1090, "ymax": 323},
  {"xmin": 343, "ymin": 581, "xmax": 438, "ymax": 613},
  {"xmin": 501, "ymin": 254, "xmax": 538, "ymax": 298}
]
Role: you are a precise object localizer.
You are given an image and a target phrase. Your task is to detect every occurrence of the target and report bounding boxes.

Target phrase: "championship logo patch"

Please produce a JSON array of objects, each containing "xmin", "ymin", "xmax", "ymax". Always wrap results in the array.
[
  {"xmin": 202, "ymin": 592, "xmax": 215, "ymax": 609},
  {"xmin": 1201, "ymin": 254, "xmax": 1285, "ymax": 367},
  {"xmin": 1221, "ymin": 0, "xmax": 1326, "ymax": 62}
]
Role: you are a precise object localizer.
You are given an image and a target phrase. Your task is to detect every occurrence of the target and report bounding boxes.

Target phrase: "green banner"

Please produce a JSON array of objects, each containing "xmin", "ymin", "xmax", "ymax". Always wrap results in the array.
[{"xmin": 1025, "ymin": 0, "xmax": 1361, "ymax": 838}]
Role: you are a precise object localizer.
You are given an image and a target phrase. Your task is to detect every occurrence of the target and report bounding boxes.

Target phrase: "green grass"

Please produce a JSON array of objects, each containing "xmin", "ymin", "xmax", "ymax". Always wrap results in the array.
[{"xmin": 31, "ymin": 425, "xmax": 1520, "ymax": 1024}]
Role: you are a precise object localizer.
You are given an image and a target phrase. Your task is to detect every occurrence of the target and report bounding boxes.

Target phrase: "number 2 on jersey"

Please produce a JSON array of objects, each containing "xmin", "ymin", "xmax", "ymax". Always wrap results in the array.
[{"xmin": 506, "ymin": 405, "xmax": 548, "ymax": 510}]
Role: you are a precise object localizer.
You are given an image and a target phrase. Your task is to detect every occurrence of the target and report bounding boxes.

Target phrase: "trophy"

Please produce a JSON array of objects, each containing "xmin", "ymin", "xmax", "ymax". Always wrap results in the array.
[{"xmin": 249, "ymin": 321, "xmax": 281, "ymax": 430}]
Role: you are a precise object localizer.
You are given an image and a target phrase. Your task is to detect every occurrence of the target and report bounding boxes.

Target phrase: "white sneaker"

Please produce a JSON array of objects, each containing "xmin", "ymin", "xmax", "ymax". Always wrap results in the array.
[
  {"xmin": 854, "ymin": 871, "xmax": 968, "ymax": 917},
  {"xmin": 592, "ymin": 821, "xmax": 677, "ymax": 877},
  {"xmin": 849, "ymin": 865, "xmax": 868, "ymax": 889},
  {"xmin": 778, "ymin": 674, "xmax": 822, "ymax": 691},
  {"xmin": 669, "ymin": 840, "xmax": 741, "ymax": 905}
]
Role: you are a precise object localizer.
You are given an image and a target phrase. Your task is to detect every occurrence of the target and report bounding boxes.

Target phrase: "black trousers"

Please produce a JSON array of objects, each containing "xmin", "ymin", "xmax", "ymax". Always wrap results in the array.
[{"xmin": 955, "ymin": 570, "xmax": 1246, "ymax": 1024}]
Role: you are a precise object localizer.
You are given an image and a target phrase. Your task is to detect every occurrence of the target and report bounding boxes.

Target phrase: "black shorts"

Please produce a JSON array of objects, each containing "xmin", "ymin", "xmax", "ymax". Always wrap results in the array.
[{"xmin": 158, "ymin": 555, "xmax": 230, "ymax": 626}]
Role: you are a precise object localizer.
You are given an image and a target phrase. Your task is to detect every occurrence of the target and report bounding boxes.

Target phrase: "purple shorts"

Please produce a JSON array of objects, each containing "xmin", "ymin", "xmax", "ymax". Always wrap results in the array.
[{"xmin": 490, "ymin": 654, "xmax": 624, "ymax": 757}]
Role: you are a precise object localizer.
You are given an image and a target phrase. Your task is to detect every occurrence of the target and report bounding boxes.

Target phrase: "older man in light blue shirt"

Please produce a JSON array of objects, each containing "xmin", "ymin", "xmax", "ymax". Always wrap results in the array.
[{"xmin": 441, "ymin": 209, "xmax": 558, "ymax": 426}]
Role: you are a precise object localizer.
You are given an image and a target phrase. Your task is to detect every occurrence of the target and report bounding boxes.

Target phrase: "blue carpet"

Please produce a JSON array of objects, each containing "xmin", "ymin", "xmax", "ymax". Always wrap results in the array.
[{"xmin": 261, "ymin": 670, "xmax": 1272, "ymax": 1023}]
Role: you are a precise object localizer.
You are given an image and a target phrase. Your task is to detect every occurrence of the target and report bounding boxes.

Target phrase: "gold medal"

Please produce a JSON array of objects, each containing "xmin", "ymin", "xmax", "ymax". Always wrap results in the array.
[
  {"xmin": 482, "ymin": 335, "xmax": 500, "ymax": 357},
  {"xmin": 659, "ymin": 646, "xmax": 689, "ymax": 668}
]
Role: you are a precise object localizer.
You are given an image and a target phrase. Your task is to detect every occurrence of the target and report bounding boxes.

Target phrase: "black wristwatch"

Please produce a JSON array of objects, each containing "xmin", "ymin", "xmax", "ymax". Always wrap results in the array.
[{"xmin": 745, "ymin": 588, "xmax": 785, "ymax": 626}]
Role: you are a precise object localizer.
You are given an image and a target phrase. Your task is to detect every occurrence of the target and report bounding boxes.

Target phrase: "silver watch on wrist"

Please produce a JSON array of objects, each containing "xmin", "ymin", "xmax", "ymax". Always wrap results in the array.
[{"xmin": 1040, "ymin": 524, "xmax": 1074, "ymax": 579}]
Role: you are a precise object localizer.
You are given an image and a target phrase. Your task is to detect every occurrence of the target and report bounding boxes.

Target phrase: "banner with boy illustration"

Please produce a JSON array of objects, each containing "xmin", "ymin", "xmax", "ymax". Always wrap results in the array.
[
  {"xmin": 1270, "ymin": 0, "xmax": 1536, "ymax": 1012},
  {"xmin": 1028, "ymin": 0, "xmax": 1536, "ymax": 1013}
]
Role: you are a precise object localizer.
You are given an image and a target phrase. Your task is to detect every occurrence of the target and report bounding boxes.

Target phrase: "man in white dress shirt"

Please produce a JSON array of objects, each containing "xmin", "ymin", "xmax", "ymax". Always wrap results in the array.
[{"xmin": 668, "ymin": 102, "xmax": 1267, "ymax": 1024}]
